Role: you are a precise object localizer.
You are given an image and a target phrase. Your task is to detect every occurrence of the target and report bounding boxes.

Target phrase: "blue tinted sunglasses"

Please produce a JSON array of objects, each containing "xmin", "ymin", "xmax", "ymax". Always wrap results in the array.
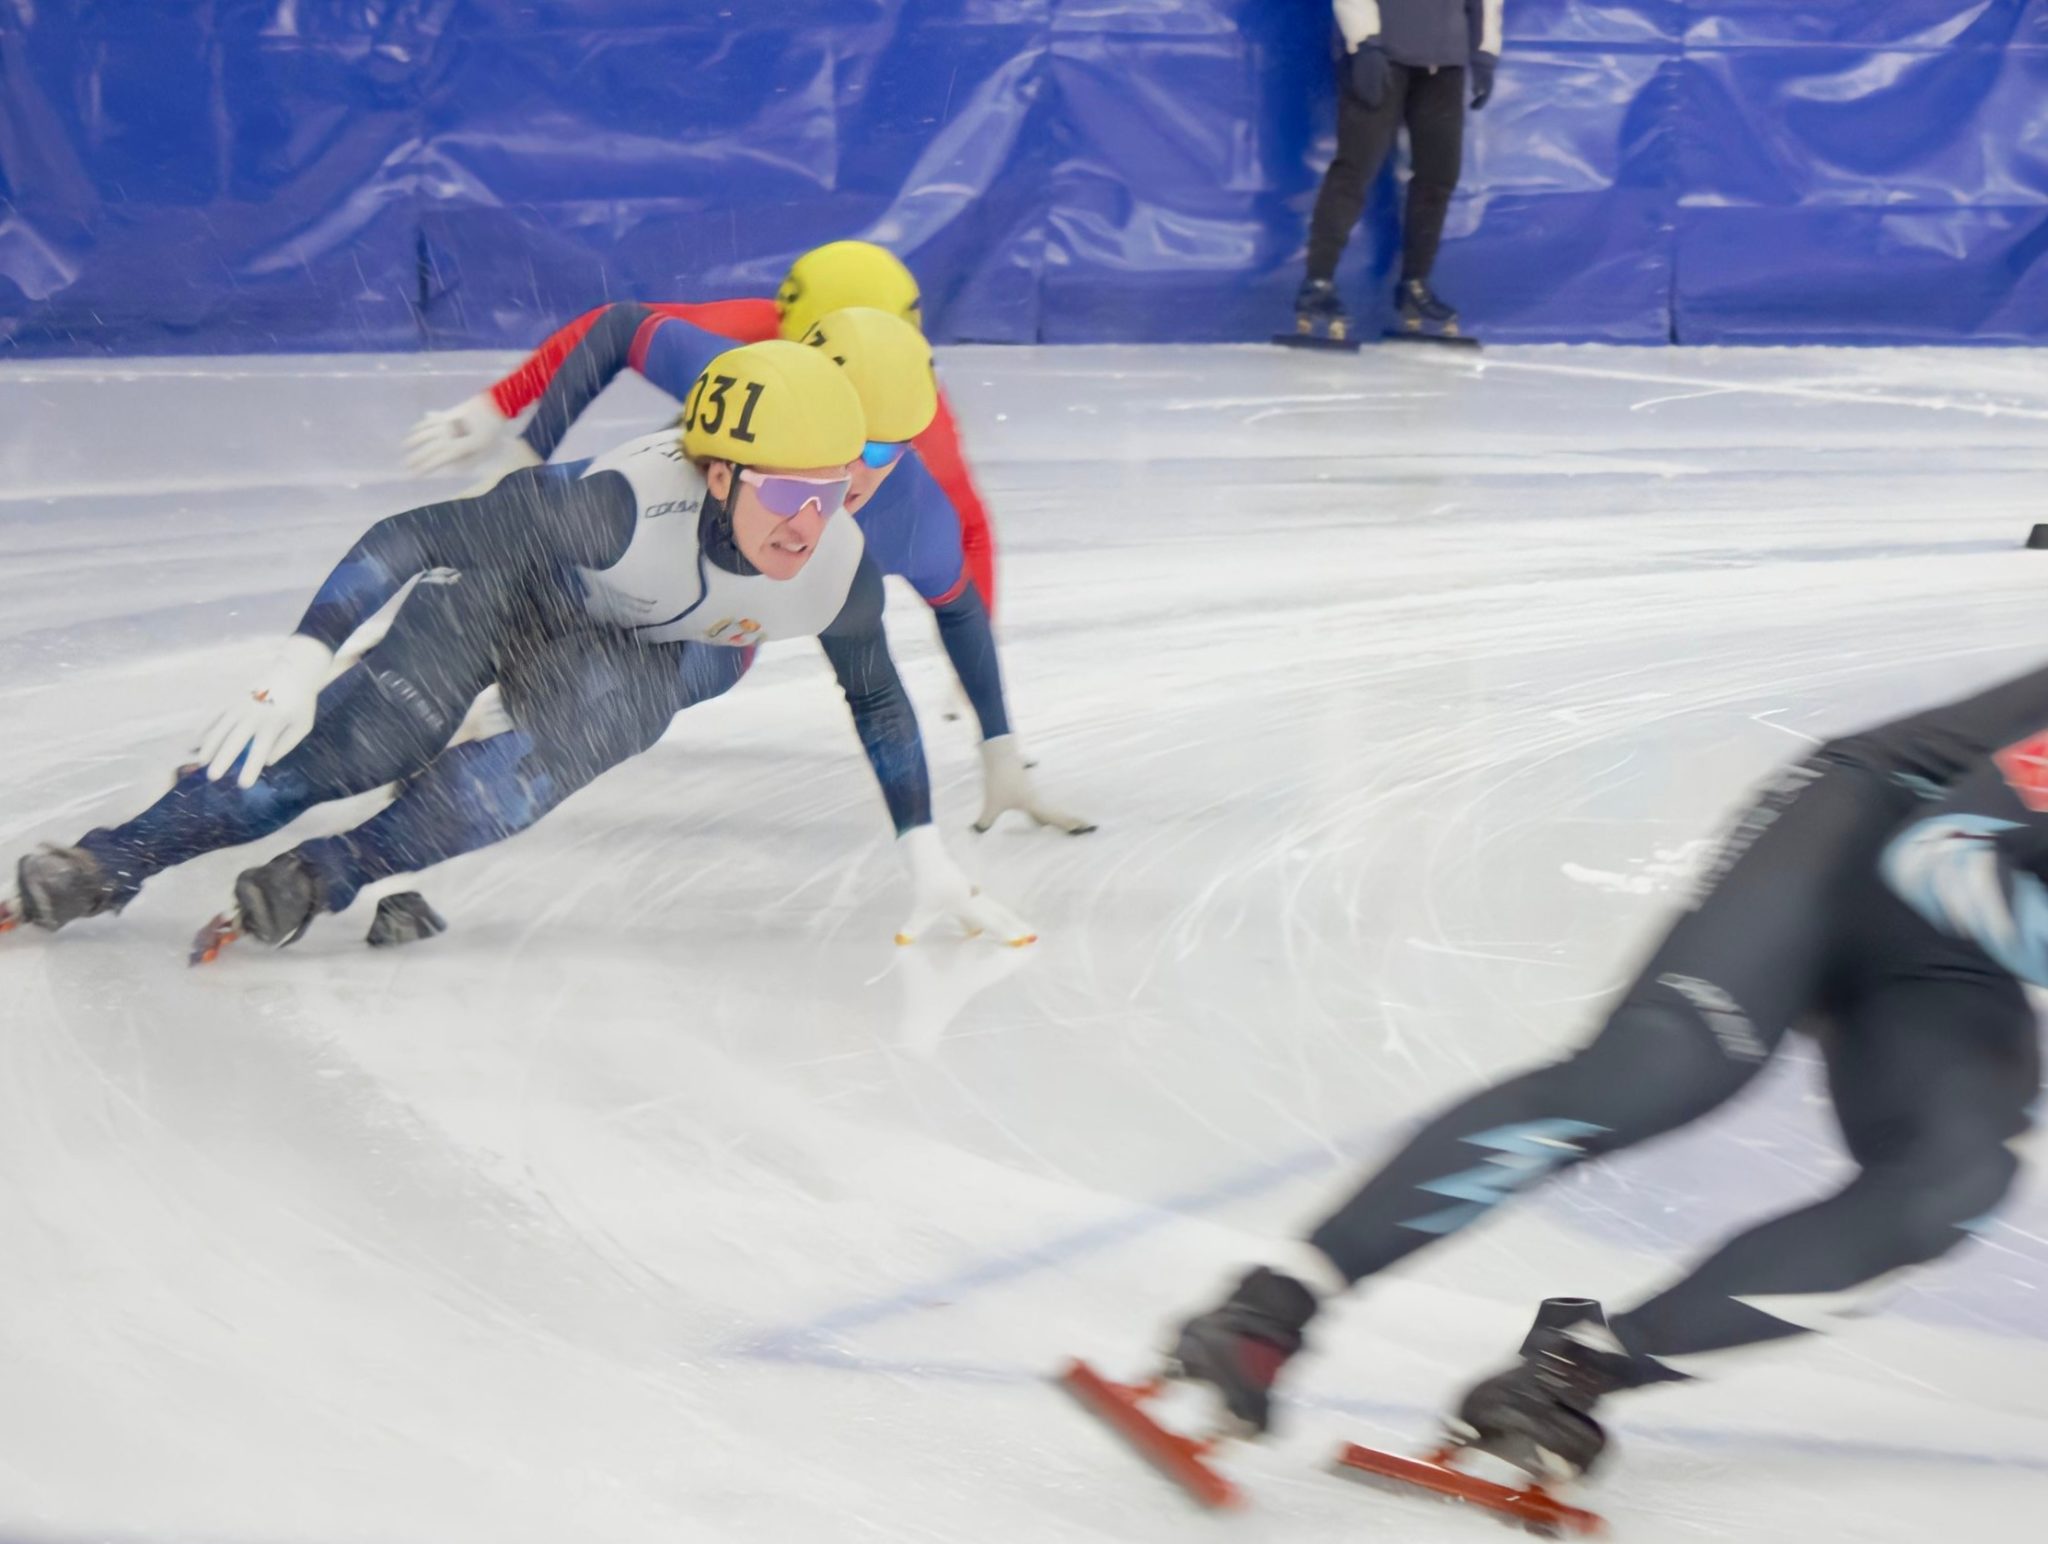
[{"xmin": 860, "ymin": 440, "xmax": 910, "ymax": 470}]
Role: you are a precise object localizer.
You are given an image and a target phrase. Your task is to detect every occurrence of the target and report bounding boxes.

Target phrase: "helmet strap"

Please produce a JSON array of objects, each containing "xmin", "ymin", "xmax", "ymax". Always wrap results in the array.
[{"xmin": 700, "ymin": 462, "xmax": 755, "ymax": 577}]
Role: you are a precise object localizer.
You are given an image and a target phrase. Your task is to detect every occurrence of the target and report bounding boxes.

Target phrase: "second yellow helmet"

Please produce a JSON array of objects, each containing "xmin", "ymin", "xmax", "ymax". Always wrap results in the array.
[{"xmin": 801, "ymin": 307, "xmax": 938, "ymax": 444}]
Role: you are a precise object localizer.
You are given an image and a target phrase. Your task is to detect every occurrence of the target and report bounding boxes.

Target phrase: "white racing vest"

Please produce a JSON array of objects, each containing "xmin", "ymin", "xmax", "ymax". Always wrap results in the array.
[{"xmin": 574, "ymin": 432, "xmax": 866, "ymax": 648}]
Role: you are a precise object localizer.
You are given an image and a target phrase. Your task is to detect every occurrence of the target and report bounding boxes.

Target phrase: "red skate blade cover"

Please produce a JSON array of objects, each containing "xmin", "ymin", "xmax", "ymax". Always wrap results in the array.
[
  {"xmin": 189, "ymin": 912, "xmax": 242, "ymax": 966},
  {"xmin": 1058, "ymin": 1360, "xmax": 1244, "ymax": 1510},
  {"xmin": 1333, "ymin": 1443, "xmax": 1605, "ymax": 1537}
]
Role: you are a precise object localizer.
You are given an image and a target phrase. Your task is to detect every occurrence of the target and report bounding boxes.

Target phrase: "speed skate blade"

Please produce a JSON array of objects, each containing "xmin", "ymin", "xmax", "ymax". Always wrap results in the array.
[
  {"xmin": 1383, "ymin": 329, "xmax": 1482, "ymax": 351},
  {"xmin": 1272, "ymin": 330, "xmax": 1362, "ymax": 353},
  {"xmin": 1333, "ymin": 1444, "xmax": 1604, "ymax": 1537},
  {"xmin": 1058, "ymin": 1360, "xmax": 1244, "ymax": 1510},
  {"xmin": 188, "ymin": 912, "xmax": 243, "ymax": 967}
]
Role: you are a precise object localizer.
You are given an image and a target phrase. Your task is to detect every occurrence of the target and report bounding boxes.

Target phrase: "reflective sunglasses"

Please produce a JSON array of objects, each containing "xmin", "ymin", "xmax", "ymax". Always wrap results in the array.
[
  {"xmin": 737, "ymin": 469, "xmax": 851, "ymax": 521},
  {"xmin": 860, "ymin": 440, "xmax": 910, "ymax": 470}
]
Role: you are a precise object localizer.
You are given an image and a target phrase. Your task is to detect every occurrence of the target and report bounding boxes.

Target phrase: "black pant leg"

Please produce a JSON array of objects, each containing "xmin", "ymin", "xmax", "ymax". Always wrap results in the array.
[
  {"xmin": 1400, "ymin": 67, "xmax": 1467, "ymax": 282},
  {"xmin": 1305, "ymin": 64, "xmax": 1411, "ymax": 283},
  {"xmin": 1609, "ymin": 895, "xmax": 2037, "ymax": 1365},
  {"xmin": 1307, "ymin": 754, "xmax": 1913, "ymax": 1284}
]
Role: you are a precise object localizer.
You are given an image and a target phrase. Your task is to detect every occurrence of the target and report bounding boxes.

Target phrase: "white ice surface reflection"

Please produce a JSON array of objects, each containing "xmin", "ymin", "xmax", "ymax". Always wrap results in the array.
[{"xmin": 2, "ymin": 343, "xmax": 2047, "ymax": 1542}]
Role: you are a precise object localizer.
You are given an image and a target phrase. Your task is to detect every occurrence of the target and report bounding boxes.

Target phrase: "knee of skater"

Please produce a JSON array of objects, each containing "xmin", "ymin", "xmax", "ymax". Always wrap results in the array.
[
  {"xmin": 443, "ymin": 732, "xmax": 555, "ymax": 831},
  {"xmin": 1880, "ymin": 1146, "xmax": 2021, "ymax": 1262},
  {"xmin": 1564, "ymin": 999, "xmax": 1761, "ymax": 1130}
]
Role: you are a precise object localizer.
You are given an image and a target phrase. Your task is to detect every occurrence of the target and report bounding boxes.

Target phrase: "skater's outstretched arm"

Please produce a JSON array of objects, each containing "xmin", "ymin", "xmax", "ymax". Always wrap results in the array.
[
  {"xmin": 487, "ymin": 305, "xmax": 611, "ymax": 421},
  {"xmin": 405, "ymin": 299, "xmax": 780, "ymax": 477},
  {"xmin": 931, "ymin": 583, "xmax": 1009, "ymax": 742},
  {"xmin": 519, "ymin": 307, "xmax": 733, "ymax": 463},
  {"xmin": 294, "ymin": 466, "xmax": 635, "ymax": 651},
  {"xmin": 929, "ymin": 579, "xmax": 1093, "ymax": 835},
  {"xmin": 909, "ymin": 394, "xmax": 999, "ymax": 615},
  {"xmin": 838, "ymin": 453, "xmax": 1090, "ymax": 834},
  {"xmin": 857, "ymin": 450, "xmax": 1010, "ymax": 739},
  {"xmin": 820, "ymin": 559, "xmax": 1036, "ymax": 946},
  {"xmin": 818, "ymin": 557, "xmax": 932, "ymax": 836},
  {"xmin": 1882, "ymin": 751, "xmax": 2048, "ymax": 985}
]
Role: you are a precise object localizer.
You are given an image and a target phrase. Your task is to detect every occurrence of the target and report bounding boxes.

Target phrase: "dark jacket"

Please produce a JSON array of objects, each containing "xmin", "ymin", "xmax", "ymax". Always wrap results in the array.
[{"xmin": 1334, "ymin": 0, "xmax": 1502, "ymax": 71}]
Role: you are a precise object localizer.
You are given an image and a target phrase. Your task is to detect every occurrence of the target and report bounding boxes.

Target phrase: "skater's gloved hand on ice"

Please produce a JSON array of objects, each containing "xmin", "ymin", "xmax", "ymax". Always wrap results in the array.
[
  {"xmin": 1347, "ymin": 40, "xmax": 1389, "ymax": 109},
  {"xmin": 197, "ymin": 635, "xmax": 334, "ymax": 790},
  {"xmin": 1469, "ymin": 51, "xmax": 1497, "ymax": 110},
  {"xmin": 896, "ymin": 826, "xmax": 1036, "ymax": 947},
  {"xmin": 973, "ymin": 735, "xmax": 1096, "ymax": 836},
  {"xmin": 403, "ymin": 392, "xmax": 508, "ymax": 476}
]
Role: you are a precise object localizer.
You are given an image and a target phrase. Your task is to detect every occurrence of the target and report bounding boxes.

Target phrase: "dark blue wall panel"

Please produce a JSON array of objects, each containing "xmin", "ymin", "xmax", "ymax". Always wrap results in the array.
[{"xmin": 2, "ymin": 1, "xmax": 2044, "ymax": 351}]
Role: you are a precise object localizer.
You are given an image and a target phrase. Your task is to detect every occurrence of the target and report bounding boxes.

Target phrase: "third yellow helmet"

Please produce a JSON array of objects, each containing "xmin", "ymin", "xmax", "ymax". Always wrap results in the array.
[{"xmin": 777, "ymin": 240, "xmax": 922, "ymax": 342}]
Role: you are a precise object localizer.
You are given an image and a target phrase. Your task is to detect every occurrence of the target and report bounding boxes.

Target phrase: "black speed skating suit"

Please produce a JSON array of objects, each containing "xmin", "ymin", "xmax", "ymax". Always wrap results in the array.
[{"xmin": 1306, "ymin": 662, "xmax": 2048, "ymax": 1369}]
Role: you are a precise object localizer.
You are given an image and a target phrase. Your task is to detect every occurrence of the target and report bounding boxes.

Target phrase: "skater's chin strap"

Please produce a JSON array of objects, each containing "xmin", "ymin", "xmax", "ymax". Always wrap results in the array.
[{"xmin": 700, "ymin": 486, "xmax": 759, "ymax": 578}]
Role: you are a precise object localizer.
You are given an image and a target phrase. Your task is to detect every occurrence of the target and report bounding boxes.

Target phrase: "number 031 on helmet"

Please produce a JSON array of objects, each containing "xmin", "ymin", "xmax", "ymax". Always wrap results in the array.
[{"xmin": 681, "ymin": 340, "xmax": 867, "ymax": 471}]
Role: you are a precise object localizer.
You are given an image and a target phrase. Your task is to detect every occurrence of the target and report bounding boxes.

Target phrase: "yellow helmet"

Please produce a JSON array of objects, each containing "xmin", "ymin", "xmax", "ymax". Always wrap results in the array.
[
  {"xmin": 681, "ymin": 340, "xmax": 866, "ymax": 469},
  {"xmin": 801, "ymin": 307, "xmax": 938, "ymax": 443},
  {"xmin": 777, "ymin": 240, "xmax": 922, "ymax": 342}
]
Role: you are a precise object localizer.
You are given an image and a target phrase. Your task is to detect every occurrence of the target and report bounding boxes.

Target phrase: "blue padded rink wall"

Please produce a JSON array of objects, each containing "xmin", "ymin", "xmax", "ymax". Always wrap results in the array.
[
  {"xmin": 2, "ymin": 1, "xmax": 2046, "ymax": 347},
  {"xmin": 4, "ymin": 6, "xmax": 2048, "ymax": 1544}
]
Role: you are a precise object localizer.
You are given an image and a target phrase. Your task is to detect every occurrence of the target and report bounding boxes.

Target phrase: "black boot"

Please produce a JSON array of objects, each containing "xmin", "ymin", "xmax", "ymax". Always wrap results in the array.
[
  {"xmin": 234, "ymin": 852, "xmax": 322, "ymax": 948},
  {"xmin": 1293, "ymin": 277, "xmax": 1352, "ymax": 343},
  {"xmin": 1167, "ymin": 1266, "xmax": 1319, "ymax": 1436},
  {"xmin": 15, "ymin": 846, "xmax": 127, "ymax": 931},
  {"xmin": 1394, "ymin": 276, "xmax": 1461, "ymax": 338},
  {"xmin": 367, "ymin": 891, "xmax": 448, "ymax": 948},
  {"xmin": 1451, "ymin": 1301, "xmax": 1646, "ymax": 1480}
]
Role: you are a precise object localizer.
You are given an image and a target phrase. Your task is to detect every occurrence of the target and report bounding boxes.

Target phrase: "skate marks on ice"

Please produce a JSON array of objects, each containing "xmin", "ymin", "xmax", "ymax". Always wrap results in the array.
[
  {"xmin": 6, "ymin": 347, "xmax": 2048, "ymax": 1541},
  {"xmin": 1560, "ymin": 839, "xmax": 1716, "ymax": 899}
]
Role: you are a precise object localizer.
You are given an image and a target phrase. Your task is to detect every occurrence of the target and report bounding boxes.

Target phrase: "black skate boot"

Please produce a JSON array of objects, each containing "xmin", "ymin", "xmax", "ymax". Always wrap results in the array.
[
  {"xmin": 233, "ymin": 851, "xmax": 323, "ymax": 948},
  {"xmin": 1393, "ymin": 276, "xmax": 1465, "ymax": 341},
  {"xmin": 11, "ymin": 846, "xmax": 127, "ymax": 932},
  {"xmin": 1278, "ymin": 278, "xmax": 1357, "ymax": 351},
  {"xmin": 1166, "ymin": 1266, "xmax": 1319, "ymax": 1436},
  {"xmin": 367, "ymin": 891, "xmax": 448, "ymax": 948},
  {"xmin": 1450, "ymin": 1300, "xmax": 1643, "ymax": 1480}
]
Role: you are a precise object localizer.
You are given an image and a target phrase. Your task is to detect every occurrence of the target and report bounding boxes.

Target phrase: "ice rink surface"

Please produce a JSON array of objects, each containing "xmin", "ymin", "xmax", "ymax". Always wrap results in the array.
[{"xmin": 3, "ymin": 341, "xmax": 2048, "ymax": 1543}]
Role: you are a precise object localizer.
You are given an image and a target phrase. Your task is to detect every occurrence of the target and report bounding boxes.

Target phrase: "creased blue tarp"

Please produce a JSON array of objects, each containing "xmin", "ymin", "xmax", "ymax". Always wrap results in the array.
[{"xmin": 1, "ymin": 1, "xmax": 2044, "ymax": 351}]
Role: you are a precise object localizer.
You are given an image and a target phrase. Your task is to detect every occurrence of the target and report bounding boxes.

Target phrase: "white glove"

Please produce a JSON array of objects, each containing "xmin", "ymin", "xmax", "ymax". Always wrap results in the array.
[
  {"xmin": 972, "ymin": 735, "xmax": 1096, "ymax": 835},
  {"xmin": 402, "ymin": 391, "xmax": 508, "ymax": 476},
  {"xmin": 457, "ymin": 437, "xmax": 544, "ymax": 499},
  {"xmin": 197, "ymin": 635, "xmax": 335, "ymax": 789},
  {"xmin": 895, "ymin": 825, "xmax": 1036, "ymax": 947},
  {"xmin": 331, "ymin": 607, "xmax": 394, "ymax": 674},
  {"xmin": 891, "ymin": 942, "xmax": 1031, "ymax": 1056},
  {"xmin": 446, "ymin": 685, "xmax": 514, "ymax": 746}
]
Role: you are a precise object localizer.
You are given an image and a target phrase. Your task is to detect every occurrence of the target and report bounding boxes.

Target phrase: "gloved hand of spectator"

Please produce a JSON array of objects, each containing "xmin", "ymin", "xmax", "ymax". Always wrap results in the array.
[
  {"xmin": 1348, "ymin": 41, "xmax": 1390, "ymax": 110},
  {"xmin": 1470, "ymin": 50, "xmax": 1498, "ymax": 110}
]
